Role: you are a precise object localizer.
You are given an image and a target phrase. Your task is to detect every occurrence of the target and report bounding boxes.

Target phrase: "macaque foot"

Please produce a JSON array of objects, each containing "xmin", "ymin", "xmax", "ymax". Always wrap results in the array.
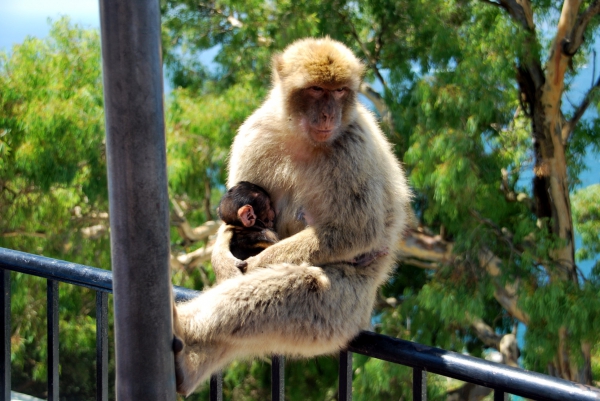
[
  {"xmin": 173, "ymin": 335, "xmax": 184, "ymax": 354},
  {"xmin": 173, "ymin": 301, "xmax": 229, "ymax": 395},
  {"xmin": 172, "ymin": 302, "xmax": 191, "ymax": 393},
  {"xmin": 350, "ymin": 248, "xmax": 389, "ymax": 267},
  {"xmin": 172, "ymin": 323, "xmax": 201, "ymax": 396},
  {"xmin": 172, "ymin": 334, "xmax": 187, "ymax": 392},
  {"xmin": 173, "ymin": 334, "xmax": 229, "ymax": 396}
]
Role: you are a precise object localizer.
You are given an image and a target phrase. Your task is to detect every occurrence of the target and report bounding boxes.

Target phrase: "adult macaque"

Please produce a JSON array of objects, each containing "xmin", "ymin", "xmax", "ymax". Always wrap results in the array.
[
  {"xmin": 173, "ymin": 37, "xmax": 411, "ymax": 396},
  {"xmin": 217, "ymin": 181, "xmax": 278, "ymax": 262}
]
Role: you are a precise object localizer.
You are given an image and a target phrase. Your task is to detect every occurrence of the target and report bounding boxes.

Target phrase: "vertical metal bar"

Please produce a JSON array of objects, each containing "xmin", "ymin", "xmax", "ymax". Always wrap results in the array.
[
  {"xmin": 339, "ymin": 351, "xmax": 352, "ymax": 401},
  {"xmin": 271, "ymin": 355, "xmax": 284, "ymax": 401},
  {"xmin": 96, "ymin": 292, "xmax": 108, "ymax": 401},
  {"xmin": 47, "ymin": 279, "xmax": 59, "ymax": 401},
  {"xmin": 99, "ymin": 0, "xmax": 175, "ymax": 399},
  {"xmin": 494, "ymin": 389, "xmax": 506, "ymax": 401},
  {"xmin": 209, "ymin": 372, "xmax": 223, "ymax": 401},
  {"xmin": 412, "ymin": 367, "xmax": 427, "ymax": 401},
  {"xmin": 0, "ymin": 270, "xmax": 10, "ymax": 400}
]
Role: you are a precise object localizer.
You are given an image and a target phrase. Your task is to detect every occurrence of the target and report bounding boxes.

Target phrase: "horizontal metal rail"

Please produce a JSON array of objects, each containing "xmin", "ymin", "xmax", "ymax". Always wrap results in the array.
[
  {"xmin": 348, "ymin": 331, "xmax": 600, "ymax": 401},
  {"xmin": 0, "ymin": 247, "xmax": 198, "ymax": 302},
  {"xmin": 0, "ymin": 247, "xmax": 199, "ymax": 401},
  {"xmin": 1, "ymin": 246, "xmax": 600, "ymax": 401}
]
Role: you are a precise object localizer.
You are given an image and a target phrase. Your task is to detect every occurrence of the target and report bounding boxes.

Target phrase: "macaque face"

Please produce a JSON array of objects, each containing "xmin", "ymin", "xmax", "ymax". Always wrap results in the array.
[{"xmin": 297, "ymin": 85, "xmax": 349, "ymax": 143}]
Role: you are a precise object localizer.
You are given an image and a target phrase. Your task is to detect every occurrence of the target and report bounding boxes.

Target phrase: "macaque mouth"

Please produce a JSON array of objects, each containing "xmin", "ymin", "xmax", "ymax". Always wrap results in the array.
[{"xmin": 312, "ymin": 129, "xmax": 334, "ymax": 142}]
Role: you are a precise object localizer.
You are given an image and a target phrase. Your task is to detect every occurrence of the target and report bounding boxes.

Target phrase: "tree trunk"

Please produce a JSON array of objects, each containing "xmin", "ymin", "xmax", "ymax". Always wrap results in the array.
[
  {"xmin": 514, "ymin": 0, "xmax": 589, "ymax": 384},
  {"xmin": 532, "ymin": 0, "xmax": 578, "ymax": 282}
]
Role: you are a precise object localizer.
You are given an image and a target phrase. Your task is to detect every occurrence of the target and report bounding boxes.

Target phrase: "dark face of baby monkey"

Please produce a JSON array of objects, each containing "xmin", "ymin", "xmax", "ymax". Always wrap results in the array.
[
  {"xmin": 218, "ymin": 181, "xmax": 276, "ymax": 229},
  {"xmin": 217, "ymin": 181, "xmax": 278, "ymax": 261}
]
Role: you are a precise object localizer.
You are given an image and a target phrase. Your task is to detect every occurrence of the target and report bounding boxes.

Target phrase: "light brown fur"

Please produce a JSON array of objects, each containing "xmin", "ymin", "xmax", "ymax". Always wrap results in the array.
[{"xmin": 173, "ymin": 37, "xmax": 411, "ymax": 396}]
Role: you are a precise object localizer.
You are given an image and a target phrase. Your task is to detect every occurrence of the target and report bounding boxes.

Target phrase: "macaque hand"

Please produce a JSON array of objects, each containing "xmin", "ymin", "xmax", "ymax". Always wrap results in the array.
[{"xmin": 242, "ymin": 255, "xmax": 260, "ymax": 272}]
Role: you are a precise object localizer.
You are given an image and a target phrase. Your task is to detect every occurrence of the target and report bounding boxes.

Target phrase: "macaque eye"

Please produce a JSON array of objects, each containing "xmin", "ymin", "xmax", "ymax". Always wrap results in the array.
[
  {"xmin": 310, "ymin": 86, "xmax": 324, "ymax": 91},
  {"xmin": 335, "ymin": 88, "xmax": 345, "ymax": 92}
]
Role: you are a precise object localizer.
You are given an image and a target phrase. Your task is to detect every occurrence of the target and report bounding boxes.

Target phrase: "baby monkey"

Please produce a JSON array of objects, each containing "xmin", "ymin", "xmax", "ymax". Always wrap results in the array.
[
  {"xmin": 217, "ymin": 181, "xmax": 278, "ymax": 263},
  {"xmin": 218, "ymin": 181, "xmax": 388, "ymax": 272}
]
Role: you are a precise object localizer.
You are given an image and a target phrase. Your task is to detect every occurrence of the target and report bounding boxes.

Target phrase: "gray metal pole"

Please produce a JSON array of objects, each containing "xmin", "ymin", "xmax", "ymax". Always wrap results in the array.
[{"xmin": 99, "ymin": 0, "xmax": 175, "ymax": 399}]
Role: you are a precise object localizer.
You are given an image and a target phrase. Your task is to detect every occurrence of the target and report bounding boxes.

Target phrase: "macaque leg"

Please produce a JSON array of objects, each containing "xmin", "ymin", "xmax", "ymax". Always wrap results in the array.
[{"xmin": 172, "ymin": 262, "xmax": 380, "ymax": 396}]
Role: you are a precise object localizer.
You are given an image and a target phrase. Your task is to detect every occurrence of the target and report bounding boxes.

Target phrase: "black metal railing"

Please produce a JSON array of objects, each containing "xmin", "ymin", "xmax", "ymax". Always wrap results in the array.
[
  {"xmin": 1, "ymin": 246, "xmax": 600, "ymax": 401},
  {"xmin": 0, "ymin": 247, "xmax": 196, "ymax": 401}
]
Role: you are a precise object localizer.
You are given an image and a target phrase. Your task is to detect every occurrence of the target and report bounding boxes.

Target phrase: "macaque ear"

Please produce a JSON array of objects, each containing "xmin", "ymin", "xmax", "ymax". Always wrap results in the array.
[
  {"xmin": 271, "ymin": 54, "xmax": 284, "ymax": 82},
  {"xmin": 238, "ymin": 205, "xmax": 256, "ymax": 227}
]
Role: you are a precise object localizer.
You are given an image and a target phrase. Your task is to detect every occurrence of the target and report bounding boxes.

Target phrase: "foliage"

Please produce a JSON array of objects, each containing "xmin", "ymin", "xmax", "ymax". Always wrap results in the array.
[
  {"xmin": 1, "ymin": 0, "xmax": 600, "ymax": 398},
  {"xmin": 160, "ymin": 0, "xmax": 600, "ymax": 397},
  {"xmin": 572, "ymin": 184, "xmax": 600, "ymax": 269},
  {"xmin": 0, "ymin": 18, "xmax": 114, "ymax": 400},
  {"xmin": 167, "ymin": 84, "xmax": 262, "ymax": 219}
]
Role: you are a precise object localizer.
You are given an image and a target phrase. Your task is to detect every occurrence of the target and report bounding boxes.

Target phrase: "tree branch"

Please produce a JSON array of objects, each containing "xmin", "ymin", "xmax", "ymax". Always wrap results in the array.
[
  {"xmin": 194, "ymin": 2, "xmax": 270, "ymax": 45},
  {"xmin": 397, "ymin": 228, "xmax": 454, "ymax": 265},
  {"xmin": 469, "ymin": 317, "xmax": 520, "ymax": 365},
  {"xmin": 470, "ymin": 209, "xmax": 524, "ymax": 253},
  {"xmin": 171, "ymin": 242, "xmax": 215, "ymax": 272},
  {"xmin": 337, "ymin": 10, "xmax": 389, "ymax": 91},
  {"xmin": 562, "ymin": 73, "xmax": 600, "ymax": 142},
  {"xmin": 505, "ymin": 0, "xmax": 535, "ymax": 29},
  {"xmin": 359, "ymin": 83, "xmax": 394, "ymax": 130},
  {"xmin": 81, "ymin": 224, "xmax": 108, "ymax": 239},
  {"xmin": 479, "ymin": 0, "xmax": 534, "ymax": 30},
  {"xmin": 479, "ymin": 0, "xmax": 504, "ymax": 10},
  {"xmin": 374, "ymin": 14, "xmax": 385, "ymax": 61},
  {"xmin": 476, "ymin": 248, "xmax": 530, "ymax": 324},
  {"xmin": 470, "ymin": 317, "xmax": 503, "ymax": 348},
  {"xmin": 359, "ymin": 83, "xmax": 387, "ymax": 114},
  {"xmin": 562, "ymin": 0, "xmax": 600, "ymax": 56},
  {"xmin": 492, "ymin": 279, "xmax": 530, "ymax": 325},
  {"xmin": 0, "ymin": 231, "xmax": 46, "ymax": 238},
  {"xmin": 500, "ymin": 168, "xmax": 534, "ymax": 210},
  {"xmin": 398, "ymin": 227, "xmax": 530, "ymax": 325},
  {"xmin": 197, "ymin": 3, "xmax": 243, "ymax": 28},
  {"xmin": 171, "ymin": 197, "xmax": 221, "ymax": 243}
]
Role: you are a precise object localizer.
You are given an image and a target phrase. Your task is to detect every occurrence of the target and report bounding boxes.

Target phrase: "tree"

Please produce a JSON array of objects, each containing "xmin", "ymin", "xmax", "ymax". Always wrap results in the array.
[
  {"xmin": 393, "ymin": 0, "xmax": 600, "ymax": 388},
  {"xmin": 161, "ymin": 0, "xmax": 600, "ymax": 399},
  {"xmin": 0, "ymin": 18, "xmax": 113, "ymax": 399}
]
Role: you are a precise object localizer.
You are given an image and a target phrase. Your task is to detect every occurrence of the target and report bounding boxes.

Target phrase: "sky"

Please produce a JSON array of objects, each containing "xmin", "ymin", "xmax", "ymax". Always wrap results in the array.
[{"xmin": 0, "ymin": 0, "xmax": 99, "ymax": 51}]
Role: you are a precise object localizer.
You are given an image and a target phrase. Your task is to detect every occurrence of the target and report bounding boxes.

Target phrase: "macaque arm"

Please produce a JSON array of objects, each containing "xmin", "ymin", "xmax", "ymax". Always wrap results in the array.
[
  {"xmin": 211, "ymin": 224, "xmax": 246, "ymax": 282},
  {"xmin": 244, "ymin": 223, "xmax": 363, "ymax": 270}
]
